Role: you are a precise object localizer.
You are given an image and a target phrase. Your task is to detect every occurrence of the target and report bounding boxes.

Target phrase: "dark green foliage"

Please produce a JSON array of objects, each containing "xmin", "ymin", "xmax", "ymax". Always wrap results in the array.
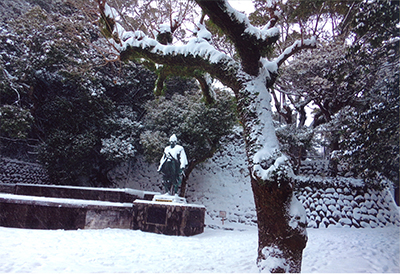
[
  {"xmin": 351, "ymin": 0, "xmax": 399, "ymax": 49},
  {"xmin": 140, "ymin": 89, "xmax": 237, "ymax": 165},
  {"xmin": 339, "ymin": 74, "xmax": 399, "ymax": 184},
  {"xmin": 338, "ymin": 0, "xmax": 399, "ymax": 184},
  {"xmin": 275, "ymin": 0, "xmax": 399, "ymax": 186},
  {"xmin": 39, "ymin": 130, "xmax": 99, "ymax": 186},
  {"xmin": 33, "ymin": 69, "xmax": 115, "ymax": 186},
  {"xmin": 0, "ymin": 3, "xmax": 150, "ymax": 186},
  {"xmin": 0, "ymin": 105, "xmax": 33, "ymax": 139}
]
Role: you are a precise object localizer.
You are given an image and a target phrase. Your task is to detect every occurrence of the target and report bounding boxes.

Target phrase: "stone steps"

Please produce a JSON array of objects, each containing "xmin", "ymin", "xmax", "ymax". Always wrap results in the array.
[
  {"xmin": 0, "ymin": 193, "xmax": 133, "ymax": 230},
  {"xmin": 0, "ymin": 183, "xmax": 206, "ymax": 236},
  {"xmin": 0, "ymin": 183, "xmax": 157, "ymax": 203}
]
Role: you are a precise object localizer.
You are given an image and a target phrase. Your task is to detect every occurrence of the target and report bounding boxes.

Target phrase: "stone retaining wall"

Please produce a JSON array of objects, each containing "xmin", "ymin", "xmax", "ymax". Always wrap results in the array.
[
  {"xmin": 299, "ymin": 160, "xmax": 331, "ymax": 176},
  {"xmin": 0, "ymin": 183, "xmax": 157, "ymax": 203},
  {"xmin": 0, "ymin": 184, "xmax": 206, "ymax": 236},
  {"xmin": 298, "ymin": 159, "xmax": 352, "ymax": 177},
  {"xmin": 1, "ymin": 157, "xmax": 399, "ymax": 229},
  {"xmin": 0, "ymin": 158, "xmax": 50, "ymax": 185},
  {"xmin": 295, "ymin": 177, "xmax": 400, "ymax": 228}
]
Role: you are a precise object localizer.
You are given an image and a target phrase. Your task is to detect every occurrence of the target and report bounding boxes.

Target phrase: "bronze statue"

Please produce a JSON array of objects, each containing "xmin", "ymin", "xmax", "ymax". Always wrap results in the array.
[{"xmin": 157, "ymin": 134, "xmax": 188, "ymax": 195}]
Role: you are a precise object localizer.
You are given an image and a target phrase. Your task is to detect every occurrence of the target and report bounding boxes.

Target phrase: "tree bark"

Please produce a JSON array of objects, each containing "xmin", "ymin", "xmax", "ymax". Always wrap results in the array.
[
  {"xmin": 236, "ymin": 80, "xmax": 308, "ymax": 272},
  {"xmin": 251, "ymin": 177, "xmax": 307, "ymax": 272},
  {"xmin": 179, "ymin": 162, "xmax": 195, "ymax": 198},
  {"xmin": 179, "ymin": 141, "xmax": 218, "ymax": 197}
]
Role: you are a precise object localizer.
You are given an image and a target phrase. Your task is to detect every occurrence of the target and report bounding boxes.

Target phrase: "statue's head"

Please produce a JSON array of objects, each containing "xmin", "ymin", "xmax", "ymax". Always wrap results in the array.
[{"xmin": 169, "ymin": 134, "xmax": 178, "ymax": 148}]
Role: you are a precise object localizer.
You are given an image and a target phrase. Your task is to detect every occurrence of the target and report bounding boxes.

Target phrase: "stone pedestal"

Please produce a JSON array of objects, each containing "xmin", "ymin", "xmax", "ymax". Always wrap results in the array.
[
  {"xmin": 0, "ymin": 184, "xmax": 206, "ymax": 236},
  {"xmin": 0, "ymin": 193, "xmax": 133, "ymax": 230},
  {"xmin": 133, "ymin": 199, "xmax": 206, "ymax": 236}
]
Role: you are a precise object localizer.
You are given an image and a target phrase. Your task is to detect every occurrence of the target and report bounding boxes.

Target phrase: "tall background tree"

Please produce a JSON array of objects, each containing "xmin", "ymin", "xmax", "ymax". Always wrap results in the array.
[
  {"xmin": 338, "ymin": 0, "xmax": 399, "ymax": 202},
  {"xmin": 98, "ymin": 0, "xmax": 318, "ymax": 271},
  {"xmin": 0, "ymin": 0, "xmax": 236, "ymax": 188},
  {"xmin": 271, "ymin": 0, "xmax": 399, "ymax": 202}
]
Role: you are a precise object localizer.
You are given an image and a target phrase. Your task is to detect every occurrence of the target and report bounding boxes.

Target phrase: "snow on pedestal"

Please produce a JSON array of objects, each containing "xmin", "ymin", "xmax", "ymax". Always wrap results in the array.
[{"xmin": 152, "ymin": 193, "xmax": 187, "ymax": 204}]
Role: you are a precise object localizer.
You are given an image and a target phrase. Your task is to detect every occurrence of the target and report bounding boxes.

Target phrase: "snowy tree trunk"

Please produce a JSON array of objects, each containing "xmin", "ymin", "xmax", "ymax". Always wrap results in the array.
[
  {"xmin": 236, "ymin": 76, "xmax": 308, "ymax": 272},
  {"xmin": 97, "ymin": 0, "xmax": 313, "ymax": 271},
  {"xmin": 251, "ymin": 179, "xmax": 307, "ymax": 272}
]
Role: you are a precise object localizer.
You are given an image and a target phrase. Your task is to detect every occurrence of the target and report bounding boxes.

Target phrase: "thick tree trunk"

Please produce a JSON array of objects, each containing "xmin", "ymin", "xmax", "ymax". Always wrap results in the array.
[
  {"xmin": 179, "ymin": 143, "xmax": 218, "ymax": 198},
  {"xmin": 251, "ymin": 176, "xmax": 307, "ymax": 272},
  {"xmin": 236, "ymin": 78, "xmax": 308, "ymax": 272},
  {"xmin": 98, "ymin": 0, "xmax": 313, "ymax": 271}
]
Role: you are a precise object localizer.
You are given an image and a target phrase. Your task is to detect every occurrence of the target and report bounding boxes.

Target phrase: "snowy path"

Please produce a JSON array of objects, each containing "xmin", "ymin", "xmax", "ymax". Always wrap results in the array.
[{"xmin": 0, "ymin": 225, "xmax": 398, "ymax": 273}]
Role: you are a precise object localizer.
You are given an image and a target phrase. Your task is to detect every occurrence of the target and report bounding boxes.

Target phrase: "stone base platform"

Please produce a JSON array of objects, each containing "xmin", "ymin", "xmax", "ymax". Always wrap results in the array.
[
  {"xmin": 133, "ymin": 199, "xmax": 206, "ymax": 236},
  {"xmin": 0, "ymin": 184, "xmax": 206, "ymax": 236},
  {"xmin": 0, "ymin": 193, "xmax": 133, "ymax": 230}
]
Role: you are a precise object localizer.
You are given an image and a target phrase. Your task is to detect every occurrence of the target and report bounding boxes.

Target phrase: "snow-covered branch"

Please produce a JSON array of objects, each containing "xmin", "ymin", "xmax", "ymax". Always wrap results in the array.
[
  {"xmin": 195, "ymin": 0, "xmax": 280, "ymax": 75},
  {"xmin": 98, "ymin": 1, "xmax": 241, "ymax": 90},
  {"xmin": 276, "ymin": 37, "xmax": 317, "ymax": 67},
  {"xmin": 196, "ymin": 0, "xmax": 280, "ymax": 45}
]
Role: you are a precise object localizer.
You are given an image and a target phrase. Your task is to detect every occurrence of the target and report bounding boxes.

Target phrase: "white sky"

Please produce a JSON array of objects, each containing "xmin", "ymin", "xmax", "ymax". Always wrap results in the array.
[{"xmin": 229, "ymin": 0, "xmax": 255, "ymax": 15}]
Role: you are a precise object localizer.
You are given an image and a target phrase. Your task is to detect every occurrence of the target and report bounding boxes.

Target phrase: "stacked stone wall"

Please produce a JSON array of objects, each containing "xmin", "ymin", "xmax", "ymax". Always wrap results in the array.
[
  {"xmin": 294, "ymin": 177, "xmax": 400, "ymax": 228},
  {"xmin": 0, "ymin": 157, "xmax": 399, "ymax": 229},
  {"xmin": 298, "ymin": 159, "xmax": 353, "ymax": 177},
  {"xmin": 299, "ymin": 160, "xmax": 331, "ymax": 176},
  {"xmin": 0, "ymin": 158, "xmax": 50, "ymax": 185},
  {"xmin": 296, "ymin": 160, "xmax": 399, "ymax": 228}
]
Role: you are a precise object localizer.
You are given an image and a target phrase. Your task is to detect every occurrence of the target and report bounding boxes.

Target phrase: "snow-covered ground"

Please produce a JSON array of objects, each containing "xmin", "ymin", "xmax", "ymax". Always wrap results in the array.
[
  {"xmin": 0, "ymin": 225, "xmax": 399, "ymax": 273},
  {"xmin": 1, "ymin": 131, "xmax": 399, "ymax": 273}
]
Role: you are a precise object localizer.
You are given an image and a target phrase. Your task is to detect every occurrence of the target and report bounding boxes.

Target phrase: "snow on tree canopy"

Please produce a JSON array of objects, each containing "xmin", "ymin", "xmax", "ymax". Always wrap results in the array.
[
  {"xmin": 224, "ymin": 0, "xmax": 280, "ymax": 42},
  {"xmin": 195, "ymin": 23, "xmax": 212, "ymax": 41},
  {"xmin": 113, "ymin": 25, "xmax": 235, "ymax": 67},
  {"xmin": 158, "ymin": 23, "xmax": 171, "ymax": 34}
]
